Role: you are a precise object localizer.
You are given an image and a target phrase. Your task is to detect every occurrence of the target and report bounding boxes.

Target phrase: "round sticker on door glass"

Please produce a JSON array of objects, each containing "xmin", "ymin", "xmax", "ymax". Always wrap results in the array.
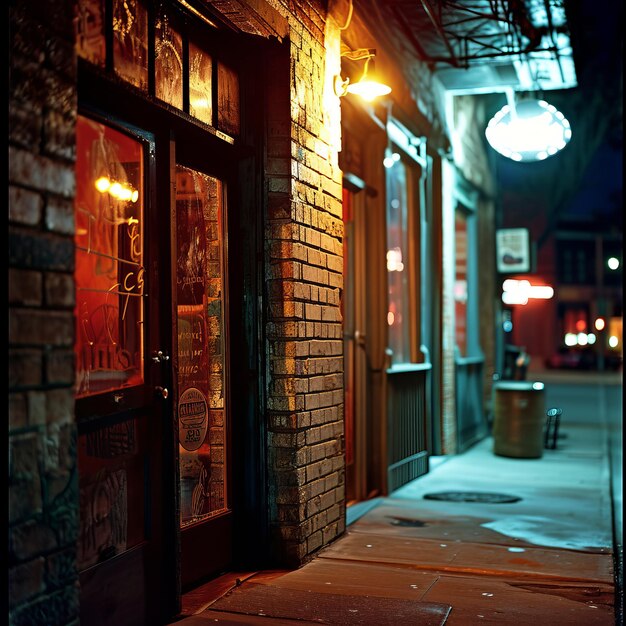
[{"xmin": 178, "ymin": 387, "xmax": 208, "ymax": 451}]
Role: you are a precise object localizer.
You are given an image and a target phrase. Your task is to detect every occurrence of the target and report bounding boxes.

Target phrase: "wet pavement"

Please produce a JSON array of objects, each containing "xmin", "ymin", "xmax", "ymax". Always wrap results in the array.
[{"xmin": 174, "ymin": 369, "xmax": 622, "ymax": 624}]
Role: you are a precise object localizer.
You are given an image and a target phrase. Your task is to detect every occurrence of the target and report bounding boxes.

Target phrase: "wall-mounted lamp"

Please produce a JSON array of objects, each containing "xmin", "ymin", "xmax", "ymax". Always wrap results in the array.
[{"xmin": 334, "ymin": 48, "xmax": 391, "ymax": 102}]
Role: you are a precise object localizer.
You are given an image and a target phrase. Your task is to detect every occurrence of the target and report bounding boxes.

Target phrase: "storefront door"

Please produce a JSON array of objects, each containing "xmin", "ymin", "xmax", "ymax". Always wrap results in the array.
[
  {"xmin": 173, "ymin": 162, "xmax": 233, "ymax": 588},
  {"xmin": 75, "ymin": 113, "xmax": 175, "ymax": 625},
  {"xmin": 75, "ymin": 117, "xmax": 239, "ymax": 624},
  {"xmin": 74, "ymin": 2, "xmax": 270, "ymax": 616},
  {"xmin": 342, "ymin": 185, "xmax": 369, "ymax": 502}
]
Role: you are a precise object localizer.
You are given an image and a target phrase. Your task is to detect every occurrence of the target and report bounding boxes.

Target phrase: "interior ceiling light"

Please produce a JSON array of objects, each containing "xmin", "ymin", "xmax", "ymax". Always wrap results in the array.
[
  {"xmin": 485, "ymin": 94, "xmax": 572, "ymax": 162},
  {"xmin": 334, "ymin": 47, "xmax": 391, "ymax": 102}
]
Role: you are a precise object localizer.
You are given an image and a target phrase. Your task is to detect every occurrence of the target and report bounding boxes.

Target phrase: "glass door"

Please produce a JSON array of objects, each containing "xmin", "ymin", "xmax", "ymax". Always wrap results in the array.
[
  {"xmin": 173, "ymin": 165, "xmax": 232, "ymax": 588},
  {"xmin": 75, "ymin": 113, "xmax": 172, "ymax": 625}
]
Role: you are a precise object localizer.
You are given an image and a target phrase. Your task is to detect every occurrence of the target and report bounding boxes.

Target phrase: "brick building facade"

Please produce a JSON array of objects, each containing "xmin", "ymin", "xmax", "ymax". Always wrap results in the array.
[
  {"xmin": 8, "ymin": 0, "xmax": 497, "ymax": 624},
  {"xmin": 9, "ymin": 0, "xmax": 348, "ymax": 622}
]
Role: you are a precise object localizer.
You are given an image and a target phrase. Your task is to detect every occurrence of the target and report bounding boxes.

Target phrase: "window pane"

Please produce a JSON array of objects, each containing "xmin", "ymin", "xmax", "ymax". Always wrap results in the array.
[
  {"xmin": 175, "ymin": 166, "xmax": 228, "ymax": 528},
  {"xmin": 217, "ymin": 62, "xmax": 240, "ymax": 136},
  {"xmin": 557, "ymin": 239, "xmax": 596, "ymax": 285},
  {"xmin": 75, "ymin": 0, "xmax": 106, "ymax": 66},
  {"xmin": 455, "ymin": 212, "xmax": 468, "ymax": 355},
  {"xmin": 386, "ymin": 159, "xmax": 410, "ymax": 365},
  {"xmin": 155, "ymin": 7, "xmax": 183, "ymax": 109},
  {"xmin": 74, "ymin": 115, "xmax": 145, "ymax": 398},
  {"xmin": 77, "ymin": 416, "xmax": 146, "ymax": 569},
  {"xmin": 113, "ymin": 0, "xmax": 148, "ymax": 90},
  {"xmin": 189, "ymin": 41, "xmax": 213, "ymax": 125}
]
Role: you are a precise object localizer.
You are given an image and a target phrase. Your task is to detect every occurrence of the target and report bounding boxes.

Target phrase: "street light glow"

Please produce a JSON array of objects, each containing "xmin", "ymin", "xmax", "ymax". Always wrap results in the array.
[
  {"xmin": 607, "ymin": 257, "xmax": 620, "ymax": 270},
  {"xmin": 564, "ymin": 333, "xmax": 577, "ymax": 346}
]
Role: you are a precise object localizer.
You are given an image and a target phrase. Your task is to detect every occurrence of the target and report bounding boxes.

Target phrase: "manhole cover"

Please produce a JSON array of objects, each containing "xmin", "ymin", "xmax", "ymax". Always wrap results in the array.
[{"xmin": 423, "ymin": 491, "xmax": 521, "ymax": 504}]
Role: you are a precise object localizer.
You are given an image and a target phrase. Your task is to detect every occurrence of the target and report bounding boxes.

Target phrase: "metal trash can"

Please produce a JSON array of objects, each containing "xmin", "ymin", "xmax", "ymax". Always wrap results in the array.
[{"xmin": 492, "ymin": 381, "xmax": 546, "ymax": 458}]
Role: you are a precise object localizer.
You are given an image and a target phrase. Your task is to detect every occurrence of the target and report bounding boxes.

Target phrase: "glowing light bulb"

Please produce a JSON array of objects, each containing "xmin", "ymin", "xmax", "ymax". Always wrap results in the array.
[
  {"xmin": 346, "ymin": 80, "xmax": 391, "ymax": 101},
  {"xmin": 95, "ymin": 176, "xmax": 111, "ymax": 192},
  {"xmin": 109, "ymin": 182, "xmax": 123, "ymax": 198},
  {"xmin": 119, "ymin": 187, "xmax": 133, "ymax": 201}
]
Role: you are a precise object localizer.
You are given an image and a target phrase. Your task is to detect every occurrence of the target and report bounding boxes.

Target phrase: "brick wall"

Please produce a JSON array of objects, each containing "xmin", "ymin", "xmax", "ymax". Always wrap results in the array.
[
  {"xmin": 8, "ymin": 2, "xmax": 79, "ymax": 625},
  {"xmin": 262, "ymin": 1, "xmax": 346, "ymax": 565}
]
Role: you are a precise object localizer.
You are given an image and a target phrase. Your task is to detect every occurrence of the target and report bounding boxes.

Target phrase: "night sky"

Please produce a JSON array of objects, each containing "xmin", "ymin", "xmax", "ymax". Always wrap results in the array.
[{"xmin": 486, "ymin": 0, "xmax": 623, "ymax": 236}]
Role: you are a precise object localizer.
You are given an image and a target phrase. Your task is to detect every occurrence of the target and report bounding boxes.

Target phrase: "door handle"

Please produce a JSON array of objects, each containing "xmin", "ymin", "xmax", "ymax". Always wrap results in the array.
[
  {"xmin": 354, "ymin": 330, "xmax": 366, "ymax": 346},
  {"xmin": 155, "ymin": 386, "xmax": 169, "ymax": 399},
  {"xmin": 152, "ymin": 350, "xmax": 170, "ymax": 363}
]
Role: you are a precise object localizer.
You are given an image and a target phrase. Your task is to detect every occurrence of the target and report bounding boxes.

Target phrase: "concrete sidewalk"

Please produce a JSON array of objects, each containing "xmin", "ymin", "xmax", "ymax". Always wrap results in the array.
[{"xmin": 174, "ymin": 376, "xmax": 619, "ymax": 625}]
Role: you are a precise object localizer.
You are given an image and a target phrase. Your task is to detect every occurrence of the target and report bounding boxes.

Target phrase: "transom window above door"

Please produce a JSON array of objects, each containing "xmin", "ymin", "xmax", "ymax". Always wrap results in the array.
[{"xmin": 75, "ymin": 0, "xmax": 240, "ymax": 137}]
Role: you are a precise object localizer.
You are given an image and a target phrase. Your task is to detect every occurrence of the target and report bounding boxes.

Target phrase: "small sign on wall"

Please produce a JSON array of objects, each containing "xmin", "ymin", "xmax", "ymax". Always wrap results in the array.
[{"xmin": 496, "ymin": 228, "xmax": 531, "ymax": 273}]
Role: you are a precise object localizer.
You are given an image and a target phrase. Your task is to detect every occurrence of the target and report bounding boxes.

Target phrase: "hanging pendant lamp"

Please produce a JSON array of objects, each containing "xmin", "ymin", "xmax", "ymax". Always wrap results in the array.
[{"xmin": 485, "ymin": 92, "xmax": 572, "ymax": 162}]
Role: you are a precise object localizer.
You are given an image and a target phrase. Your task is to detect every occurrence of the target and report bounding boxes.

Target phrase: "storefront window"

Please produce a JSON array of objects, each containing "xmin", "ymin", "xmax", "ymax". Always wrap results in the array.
[
  {"xmin": 77, "ymin": 418, "xmax": 146, "ymax": 569},
  {"xmin": 155, "ymin": 6, "xmax": 183, "ymax": 109},
  {"xmin": 75, "ymin": 115, "xmax": 147, "ymax": 568},
  {"xmin": 113, "ymin": 0, "xmax": 149, "ymax": 90},
  {"xmin": 386, "ymin": 158, "xmax": 410, "ymax": 365},
  {"xmin": 175, "ymin": 166, "xmax": 228, "ymax": 527},
  {"xmin": 455, "ymin": 210, "xmax": 468, "ymax": 356},
  {"xmin": 217, "ymin": 62, "xmax": 240, "ymax": 136},
  {"xmin": 189, "ymin": 41, "xmax": 213, "ymax": 125},
  {"xmin": 75, "ymin": 0, "xmax": 105, "ymax": 66},
  {"xmin": 74, "ymin": 115, "xmax": 145, "ymax": 398},
  {"xmin": 76, "ymin": 0, "xmax": 239, "ymax": 134}
]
